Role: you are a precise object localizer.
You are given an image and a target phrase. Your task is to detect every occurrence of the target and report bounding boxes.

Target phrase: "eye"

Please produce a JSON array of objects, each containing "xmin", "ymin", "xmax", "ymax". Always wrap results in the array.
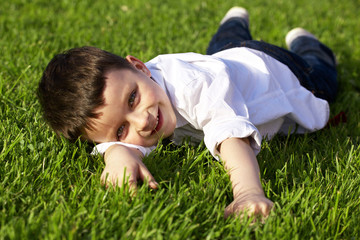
[
  {"xmin": 117, "ymin": 125, "xmax": 125, "ymax": 140},
  {"xmin": 128, "ymin": 90, "xmax": 136, "ymax": 107}
]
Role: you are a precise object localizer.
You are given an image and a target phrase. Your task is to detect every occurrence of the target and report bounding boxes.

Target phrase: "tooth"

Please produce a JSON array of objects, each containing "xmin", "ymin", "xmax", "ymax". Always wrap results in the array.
[{"xmin": 154, "ymin": 116, "xmax": 159, "ymax": 130}]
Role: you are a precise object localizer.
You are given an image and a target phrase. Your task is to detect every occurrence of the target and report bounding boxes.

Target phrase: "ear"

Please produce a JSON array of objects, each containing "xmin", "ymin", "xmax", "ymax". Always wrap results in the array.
[{"xmin": 125, "ymin": 55, "xmax": 152, "ymax": 77}]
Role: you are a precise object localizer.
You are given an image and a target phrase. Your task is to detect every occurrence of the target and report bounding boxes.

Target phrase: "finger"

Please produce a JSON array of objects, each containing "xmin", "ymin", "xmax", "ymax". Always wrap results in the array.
[
  {"xmin": 224, "ymin": 202, "xmax": 234, "ymax": 219},
  {"xmin": 100, "ymin": 172, "xmax": 108, "ymax": 185},
  {"xmin": 101, "ymin": 172, "xmax": 113, "ymax": 189},
  {"xmin": 224, "ymin": 201, "xmax": 247, "ymax": 219},
  {"xmin": 224, "ymin": 201, "xmax": 257, "ymax": 219},
  {"xmin": 259, "ymin": 200, "xmax": 274, "ymax": 217},
  {"xmin": 138, "ymin": 164, "xmax": 158, "ymax": 189},
  {"xmin": 246, "ymin": 203, "xmax": 264, "ymax": 218},
  {"xmin": 126, "ymin": 173, "xmax": 138, "ymax": 195}
]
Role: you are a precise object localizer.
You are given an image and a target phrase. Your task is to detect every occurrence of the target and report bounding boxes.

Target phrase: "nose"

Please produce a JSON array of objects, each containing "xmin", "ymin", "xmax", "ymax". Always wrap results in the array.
[{"xmin": 127, "ymin": 110, "xmax": 154, "ymax": 136}]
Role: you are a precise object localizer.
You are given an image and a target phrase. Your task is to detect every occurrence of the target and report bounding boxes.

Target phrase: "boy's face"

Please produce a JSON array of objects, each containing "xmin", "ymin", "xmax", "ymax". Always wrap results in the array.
[{"xmin": 84, "ymin": 56, "xmax": 176, "ymax": 147}]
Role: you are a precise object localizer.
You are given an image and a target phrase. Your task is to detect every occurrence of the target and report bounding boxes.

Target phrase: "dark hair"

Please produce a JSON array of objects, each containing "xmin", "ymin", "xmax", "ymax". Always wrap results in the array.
[{"xmin": 38, "ymin": 46, "xmax": 134, "ymax": 141}]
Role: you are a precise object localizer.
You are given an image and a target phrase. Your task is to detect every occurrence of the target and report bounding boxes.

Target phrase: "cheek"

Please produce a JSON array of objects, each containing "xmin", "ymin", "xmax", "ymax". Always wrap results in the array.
[
  {"xmin": 126, "ymin": 134, "xmax": 157, "ymax": 147},
  {"xmin": 156, "ymin": 88, "xmax": 170, "ymax": 105}
]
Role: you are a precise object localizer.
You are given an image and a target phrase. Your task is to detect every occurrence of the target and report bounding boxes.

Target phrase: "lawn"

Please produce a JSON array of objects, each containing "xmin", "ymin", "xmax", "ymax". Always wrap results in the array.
[{"xmin": 1, "ymin": 0, "xmax": 360, "ymax": 239}]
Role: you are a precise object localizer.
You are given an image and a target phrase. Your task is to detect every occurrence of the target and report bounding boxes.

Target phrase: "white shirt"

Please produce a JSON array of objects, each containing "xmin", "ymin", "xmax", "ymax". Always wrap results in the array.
[{"xmin": 93, "ymin": 47, "xmax": 329, "ymax": 158}]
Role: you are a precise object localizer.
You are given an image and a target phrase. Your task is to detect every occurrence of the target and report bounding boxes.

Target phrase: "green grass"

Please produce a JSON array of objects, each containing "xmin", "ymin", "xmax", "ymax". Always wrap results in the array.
[{"xmin": 1, "ymin": 0, "xmax": 360, "ymax": 239}]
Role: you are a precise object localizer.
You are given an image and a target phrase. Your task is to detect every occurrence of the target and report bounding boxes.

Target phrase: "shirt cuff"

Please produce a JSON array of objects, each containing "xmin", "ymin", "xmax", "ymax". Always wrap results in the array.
[
  {"xmin": 91, "ymin": 142, "xmax": 156, "ymax": 156},
  {"xmin": 203, "ymin": 117, "xmax": 262, "ymax": 159}
]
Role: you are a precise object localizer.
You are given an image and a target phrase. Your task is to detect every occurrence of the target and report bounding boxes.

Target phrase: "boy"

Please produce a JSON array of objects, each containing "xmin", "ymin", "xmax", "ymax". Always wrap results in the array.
[{"xmin": 38, "ymin": 7, "xmax": 338, "ymax": 219}]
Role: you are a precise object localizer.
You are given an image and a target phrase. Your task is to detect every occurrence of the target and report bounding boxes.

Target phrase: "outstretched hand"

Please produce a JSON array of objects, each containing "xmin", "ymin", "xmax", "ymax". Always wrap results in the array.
[
  {"xmin": 218, "ymin": 137, "xmax": 274, "ymax": 221},
  {"xmin": 101, "ymin": 144, "xmax": 158, "ymax": 193}
]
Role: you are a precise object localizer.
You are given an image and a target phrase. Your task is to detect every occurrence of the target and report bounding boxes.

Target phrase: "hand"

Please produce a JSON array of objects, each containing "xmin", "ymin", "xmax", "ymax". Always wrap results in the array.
[
  {"xmin": 101, "ymin": 145, "xmax": 158, "ymax": 193},
  {"xmin": 224, "ymin": 193, "xmax": 273, "ymax": 219}
]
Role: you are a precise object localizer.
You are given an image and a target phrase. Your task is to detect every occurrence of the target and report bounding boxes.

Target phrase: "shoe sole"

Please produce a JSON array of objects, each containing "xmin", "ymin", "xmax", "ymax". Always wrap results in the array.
[
  {"xmin": 285, "ymin": 27, "xmax": 317, "ymax": 49},
  {"xmin": 220, "ymin": 7, "xmax": 249, "ymax": 27}
]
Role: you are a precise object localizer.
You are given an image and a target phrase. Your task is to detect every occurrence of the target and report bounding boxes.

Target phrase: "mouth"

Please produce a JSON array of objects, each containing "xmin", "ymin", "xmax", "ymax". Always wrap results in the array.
[{"xmin": 152, "ymin": 108, "xmax": 163, "ymax": 135}]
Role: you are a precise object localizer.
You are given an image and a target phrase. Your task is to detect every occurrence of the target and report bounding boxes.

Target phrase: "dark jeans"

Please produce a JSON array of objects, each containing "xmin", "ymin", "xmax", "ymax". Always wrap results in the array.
[{"xmin": 206, "ymin": 18, "xmax": 338, "ymax": 103}]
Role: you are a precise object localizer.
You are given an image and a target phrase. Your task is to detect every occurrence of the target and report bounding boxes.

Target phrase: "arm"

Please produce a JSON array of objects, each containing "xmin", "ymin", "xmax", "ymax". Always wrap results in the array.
[
  {"xmin": 218, "ymin": 137, "xmax": 273, "ymax": 219},
  {"xmin": 101, "ymin": 144, "xmax": 158, "ymax": 192}
]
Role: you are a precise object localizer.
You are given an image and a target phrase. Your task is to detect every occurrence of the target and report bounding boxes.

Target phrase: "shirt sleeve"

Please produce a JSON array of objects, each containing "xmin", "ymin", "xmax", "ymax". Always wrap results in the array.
[
  {"xmin": 198, "ymin": 95, "xmax": 263, "ymax": 158},
  {"xmin": 91, "ymin": 142, "xmax": 156, "ymax": 156},
  {"xmin": 203, "ymin": 116, "xmax": 262, "ymax": 158}
]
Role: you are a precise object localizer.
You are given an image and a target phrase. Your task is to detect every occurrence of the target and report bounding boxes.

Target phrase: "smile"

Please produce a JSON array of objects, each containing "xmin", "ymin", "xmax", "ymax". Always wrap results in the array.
[{"xmin": 152, "ymin": 109, "xmax": 163, "ymax": 135}]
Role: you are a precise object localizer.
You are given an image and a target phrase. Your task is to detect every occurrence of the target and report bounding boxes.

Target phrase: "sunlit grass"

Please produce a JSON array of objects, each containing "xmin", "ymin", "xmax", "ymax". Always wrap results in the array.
[{"xmin": 1, "ymin": 0, "xmax": 359, "ymax": 239}]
